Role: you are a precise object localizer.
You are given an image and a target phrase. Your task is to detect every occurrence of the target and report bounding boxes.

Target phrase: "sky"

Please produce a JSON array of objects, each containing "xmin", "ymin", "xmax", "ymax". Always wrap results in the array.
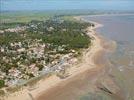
[{"xmin": 1, "ymin": 0, "xmax": 134, "ymax": 11}]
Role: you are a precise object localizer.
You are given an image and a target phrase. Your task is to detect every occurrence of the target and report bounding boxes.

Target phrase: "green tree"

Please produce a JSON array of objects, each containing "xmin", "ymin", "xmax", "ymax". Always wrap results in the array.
[{"xmin": 0, "ymin": 80, "xmax": 5, "ymax": 88}]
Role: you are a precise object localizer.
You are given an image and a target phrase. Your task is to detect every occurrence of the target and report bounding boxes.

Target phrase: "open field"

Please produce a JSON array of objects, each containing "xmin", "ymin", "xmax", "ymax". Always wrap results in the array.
[{"xmin": 1, "ymin": 10, "xmax": 133, "ymax": 23}]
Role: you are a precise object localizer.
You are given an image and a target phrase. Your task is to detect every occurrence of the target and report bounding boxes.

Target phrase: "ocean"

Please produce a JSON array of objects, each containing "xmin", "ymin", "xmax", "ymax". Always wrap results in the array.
[{"xmin": 82, "ymin": 14, "xmax": 134, "ymax": 100}]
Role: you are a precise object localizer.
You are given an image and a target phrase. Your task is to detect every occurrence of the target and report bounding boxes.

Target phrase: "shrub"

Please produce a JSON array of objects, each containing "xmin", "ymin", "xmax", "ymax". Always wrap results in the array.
[{"xmin": 0, "ymin": 80, "xmax": 5, "ymax": 88}]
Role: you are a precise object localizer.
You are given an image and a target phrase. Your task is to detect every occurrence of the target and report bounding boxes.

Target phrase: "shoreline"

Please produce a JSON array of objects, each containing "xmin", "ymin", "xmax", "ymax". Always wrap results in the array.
[
  {"xmin": 76, "ymin": 13, "xmax": 134, "ymax": 18},
  {"xmin": 35, "ymin": 18, "xmax": 107, "ymax": 100},
  {"xmin": 3, "ymin": 17, "xmax": 106, "ymax": 100}
]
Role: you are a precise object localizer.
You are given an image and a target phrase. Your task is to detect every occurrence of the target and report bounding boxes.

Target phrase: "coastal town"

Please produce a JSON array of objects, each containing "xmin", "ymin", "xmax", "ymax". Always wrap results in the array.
[
  {"xmin": 1, "ymin": 0, "xmax": 134, "ymax": 99},
  {"xmin": 0, "ymin": 18, "xmax": 92, "ymax": 90}
]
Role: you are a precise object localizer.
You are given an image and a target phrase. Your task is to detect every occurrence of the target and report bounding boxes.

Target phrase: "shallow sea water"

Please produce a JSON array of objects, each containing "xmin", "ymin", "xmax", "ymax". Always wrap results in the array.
[{"xmin": 82, "ymin": 15, "xmax": 134, "ymax": 100}]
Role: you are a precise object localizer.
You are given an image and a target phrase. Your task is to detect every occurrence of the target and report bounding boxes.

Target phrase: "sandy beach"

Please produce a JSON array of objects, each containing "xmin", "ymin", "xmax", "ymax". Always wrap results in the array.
[
  {"xmin": 35, "ymin": 18, "xmax": 112, "ymax": 100},
  {"xmin": 1, "ymin": 0, "xmax": 133, "ymax": 99},
  {"xmin": 3, "ymin": 17, "xmax": 107, "ymax": 100}
]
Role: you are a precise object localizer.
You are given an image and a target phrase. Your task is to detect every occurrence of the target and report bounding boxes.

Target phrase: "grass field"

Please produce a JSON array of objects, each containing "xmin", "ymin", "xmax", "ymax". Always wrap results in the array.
[
  {"xmin": 0, "ymin": 10, "xmax": 110, "ymax": 23},
  {"xmin": 0, "ymin": 11, "xmax": 53, "ymax": 23}
]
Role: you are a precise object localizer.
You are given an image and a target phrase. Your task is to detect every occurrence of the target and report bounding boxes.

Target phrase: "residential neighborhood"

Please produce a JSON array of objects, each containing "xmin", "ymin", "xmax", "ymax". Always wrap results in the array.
[{"xmin": 0, "ymin": 18, "xmax": 91, "ymax": 88}]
